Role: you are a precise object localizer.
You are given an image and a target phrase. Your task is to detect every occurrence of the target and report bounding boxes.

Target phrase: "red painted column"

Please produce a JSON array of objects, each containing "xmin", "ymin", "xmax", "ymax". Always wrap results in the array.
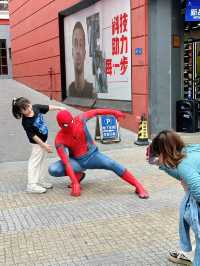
[{"xmin": 121, "ymin": 0, "xmax": 149, "ymax": 132}]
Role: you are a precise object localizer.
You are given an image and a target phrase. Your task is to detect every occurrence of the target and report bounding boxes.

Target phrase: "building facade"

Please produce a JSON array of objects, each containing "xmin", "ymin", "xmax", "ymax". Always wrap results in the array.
[
  {"xmin": 9, "ymin": 0, "xmax": 195, "ymax": 134},
  {"xmin": 0, "ymin": 0, "xmax": 12, "ymax": 78},
  {"xmin": 9, "ymin": 0, "xmax": 148, "ymax": 133}
]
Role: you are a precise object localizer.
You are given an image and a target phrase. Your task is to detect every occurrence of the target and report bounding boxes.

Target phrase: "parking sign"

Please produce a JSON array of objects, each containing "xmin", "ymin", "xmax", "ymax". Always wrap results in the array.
[{"xmin": 98, "ymin": 115, "xmax": 120, "ymax": 143}]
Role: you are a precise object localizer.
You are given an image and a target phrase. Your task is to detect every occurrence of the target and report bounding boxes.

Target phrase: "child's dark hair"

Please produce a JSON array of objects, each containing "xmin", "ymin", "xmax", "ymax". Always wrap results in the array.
[{"xmin": 12, "ymin": 97, "xmax": 31, "ymax": 119}]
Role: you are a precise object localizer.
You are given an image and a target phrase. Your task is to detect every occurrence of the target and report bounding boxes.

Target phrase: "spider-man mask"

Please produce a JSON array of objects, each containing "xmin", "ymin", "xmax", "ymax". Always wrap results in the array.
[{"xmin": 57, "ymin": 110, "xmax": 73, "ymax": 129}]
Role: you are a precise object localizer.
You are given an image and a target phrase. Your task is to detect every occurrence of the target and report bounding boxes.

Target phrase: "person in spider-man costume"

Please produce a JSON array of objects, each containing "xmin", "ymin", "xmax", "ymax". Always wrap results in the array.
[{"xmin": 48, "ymin": 109, "xmax": 149, "ymax": 199}]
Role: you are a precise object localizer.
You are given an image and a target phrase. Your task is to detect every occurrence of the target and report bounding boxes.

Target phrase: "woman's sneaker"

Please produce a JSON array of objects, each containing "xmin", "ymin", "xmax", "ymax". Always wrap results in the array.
[
  {"xmin": 168, "ymin": 251, "xmax": 192, "ymax": 265},
  {"xmin": 26, "ymin": 184, "xmax": 47, "ymax": 194}
]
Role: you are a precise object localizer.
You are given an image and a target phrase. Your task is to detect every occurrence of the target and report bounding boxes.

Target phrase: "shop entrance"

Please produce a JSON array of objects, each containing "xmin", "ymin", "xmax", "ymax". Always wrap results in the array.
[
  {"xmin": 175, "ymin": 0, "xmax": 200, "ymax": 133},
  {"xmin": 184, "ymin": 28, "xmax": 200, "ymax": 100}
]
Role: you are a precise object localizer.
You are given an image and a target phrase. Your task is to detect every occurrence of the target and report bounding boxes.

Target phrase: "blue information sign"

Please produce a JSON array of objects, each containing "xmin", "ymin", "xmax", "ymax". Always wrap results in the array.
[
  {"xmin": 135, "ymin": 48, "xmax": 143, "ymax": 55},
  {"xmin": 185, "ymin": 0, "xmax": 200, "ymax": 21},
  {"xmin": 100, "ymin": 115, "xmax": 120, "ymax": 141}
]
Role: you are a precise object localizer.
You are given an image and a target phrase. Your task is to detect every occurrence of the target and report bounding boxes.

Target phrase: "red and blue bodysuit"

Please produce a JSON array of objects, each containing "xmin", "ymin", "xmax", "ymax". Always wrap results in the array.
[{"xmin": 48, "ymin": 109, "xmax": 149, "ymax": 199}]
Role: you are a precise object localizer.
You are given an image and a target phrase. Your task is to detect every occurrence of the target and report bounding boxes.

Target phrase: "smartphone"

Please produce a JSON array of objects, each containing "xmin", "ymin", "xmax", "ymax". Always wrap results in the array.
[{"xmin": 146, "ymin": 145, "xmax": 158, "ymax": 165}]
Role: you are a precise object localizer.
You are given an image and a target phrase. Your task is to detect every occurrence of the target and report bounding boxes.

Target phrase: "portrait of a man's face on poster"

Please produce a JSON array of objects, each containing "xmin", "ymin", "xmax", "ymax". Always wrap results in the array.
[{"xmin": 64, "ymin": 0, "xmax": 131, "ymax": 103}]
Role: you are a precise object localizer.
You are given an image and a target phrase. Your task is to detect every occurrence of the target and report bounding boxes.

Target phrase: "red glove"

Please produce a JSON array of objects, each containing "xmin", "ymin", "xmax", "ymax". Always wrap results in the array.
[
  {"xmin": 115, "ymin": 111, "xmax": 125, "ymax": 120},
  {"xmin": 65, "ymin": 163, "xmax": 81, "ymax": 197}
]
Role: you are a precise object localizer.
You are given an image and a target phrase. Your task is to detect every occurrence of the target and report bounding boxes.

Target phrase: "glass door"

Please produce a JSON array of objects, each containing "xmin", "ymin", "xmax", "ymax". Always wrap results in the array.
[
  {"xmin": 193, "ymin": 41, "xmax": 200, "ymax": 99},
  {"xmin": 184, "ymin": 40, "xmax": 193, "ymax": 99}
]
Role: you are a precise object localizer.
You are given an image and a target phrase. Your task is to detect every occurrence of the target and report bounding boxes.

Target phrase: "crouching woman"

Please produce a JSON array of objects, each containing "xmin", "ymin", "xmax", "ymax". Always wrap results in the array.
[{"xmin": 147, "ymin": 130, "xmax": 200, "ymax": 266}]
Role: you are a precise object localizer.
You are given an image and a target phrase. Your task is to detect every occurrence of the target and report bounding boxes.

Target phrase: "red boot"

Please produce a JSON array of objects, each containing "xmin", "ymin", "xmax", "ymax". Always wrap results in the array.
[{"xmin": 121, "ymin": 170, "xmax": 149, "ymax": 199}]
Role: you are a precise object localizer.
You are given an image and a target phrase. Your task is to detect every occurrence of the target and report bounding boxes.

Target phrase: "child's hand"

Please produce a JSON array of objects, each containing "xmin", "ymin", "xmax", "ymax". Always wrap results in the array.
[{"xmin": 43, "ymin": 143, "xmax": 53, "ymax": 153}]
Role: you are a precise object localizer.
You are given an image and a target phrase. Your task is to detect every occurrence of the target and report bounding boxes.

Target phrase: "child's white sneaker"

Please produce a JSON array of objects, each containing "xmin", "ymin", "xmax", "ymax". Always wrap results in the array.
[
  {"xmin": 26, "ymin": 184, "xmax": 47, "ymax": 194},
  {"xmin": 39, "ymin": 181, "xmax": 53, "ymax": 189}
]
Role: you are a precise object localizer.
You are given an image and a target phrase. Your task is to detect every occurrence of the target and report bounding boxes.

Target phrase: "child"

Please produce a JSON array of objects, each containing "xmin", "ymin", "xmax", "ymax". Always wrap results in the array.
[
  {"xmin": 147, "ymin": 130, "xmax": 200, "ymax": 266},
  {"xmin": 12, "ymin": 97, "xmax": 66, "ymax": 194}
]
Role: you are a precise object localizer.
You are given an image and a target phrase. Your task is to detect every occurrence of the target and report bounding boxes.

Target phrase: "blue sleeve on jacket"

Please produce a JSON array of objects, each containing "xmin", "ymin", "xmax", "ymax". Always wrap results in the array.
[
  {"xmin": 178, "ymin": 162, "xmax": 200, "ymax": 203},
  {"xmin": 159, "ymin": 165, "xmax": 180, "ymax": 180}
]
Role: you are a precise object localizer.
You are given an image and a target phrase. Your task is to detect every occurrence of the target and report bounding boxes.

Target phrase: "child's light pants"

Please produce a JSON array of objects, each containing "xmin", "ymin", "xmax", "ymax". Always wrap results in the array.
[{"xmin": 28, "ymin": 144, "xmax": 47, "ymax": 186}]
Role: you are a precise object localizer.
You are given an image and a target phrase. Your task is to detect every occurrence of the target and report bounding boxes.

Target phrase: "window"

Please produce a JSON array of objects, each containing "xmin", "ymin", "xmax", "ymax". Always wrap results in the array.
[
  {"xmin": 0, "ymin": 39, "xmax": 8, "ymax": 75},
  {"xmin": 0, "ymin": 1, "xmax": 8, "ymax": 11}
]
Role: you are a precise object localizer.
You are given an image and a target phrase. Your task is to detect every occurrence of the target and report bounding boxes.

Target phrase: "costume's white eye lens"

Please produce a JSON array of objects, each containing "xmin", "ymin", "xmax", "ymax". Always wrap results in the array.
[{"xmin": 63, "ymin": 124, "xmax": 68, "ymax": 128}]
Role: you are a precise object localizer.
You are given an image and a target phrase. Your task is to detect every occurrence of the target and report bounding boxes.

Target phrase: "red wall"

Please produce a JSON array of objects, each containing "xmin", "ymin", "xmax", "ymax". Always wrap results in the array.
[
  {"xmin": 9, "ymin": 0, "xmax": 149, "ymax": 132},
  {"xmin": 9, "ymin": 0, "xmax": 79, "ymax": 101}
]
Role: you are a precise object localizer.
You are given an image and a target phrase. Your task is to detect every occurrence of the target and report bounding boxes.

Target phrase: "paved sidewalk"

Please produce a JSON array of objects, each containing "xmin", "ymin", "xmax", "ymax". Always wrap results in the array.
[{"xmin": 0, "ymin": 80, "xmax": 196, "ymax": 265}]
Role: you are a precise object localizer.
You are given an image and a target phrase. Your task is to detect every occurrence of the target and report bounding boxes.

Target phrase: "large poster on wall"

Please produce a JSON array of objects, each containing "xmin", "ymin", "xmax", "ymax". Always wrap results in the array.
[{"xmin": 64, "ymin": 0, "xmax": 131, "ymax": 101}]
